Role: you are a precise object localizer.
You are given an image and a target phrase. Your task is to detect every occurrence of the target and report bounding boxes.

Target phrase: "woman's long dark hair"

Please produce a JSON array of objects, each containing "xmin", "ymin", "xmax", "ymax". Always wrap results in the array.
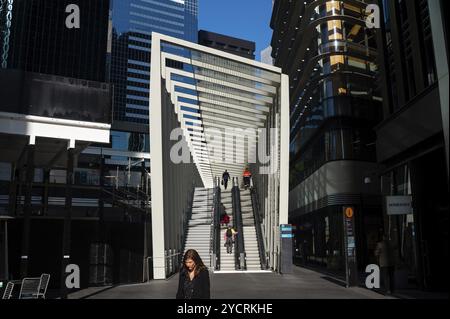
[{"xmin": 182, "ymin": 249, "xmax": 207, "ymax": 277}]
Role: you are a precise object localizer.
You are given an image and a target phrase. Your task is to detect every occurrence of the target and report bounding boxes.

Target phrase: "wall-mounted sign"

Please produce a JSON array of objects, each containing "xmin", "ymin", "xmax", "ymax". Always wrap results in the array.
[
  {"xmin": 386, "ymin": 196, "xmax": 412, "ymax": 215},
  {"xmin": 345, "ymin": 207, "xmax": 354, "ymax": 219},
  {"xmin": 343, "ymin": 206, "xmax": 358, "ymax": 287}
]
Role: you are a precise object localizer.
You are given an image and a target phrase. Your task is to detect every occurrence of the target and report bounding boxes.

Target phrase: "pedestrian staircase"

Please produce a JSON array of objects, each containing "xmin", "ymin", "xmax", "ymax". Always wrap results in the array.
[
  {"xmin": 184, "ymin": 188, "xmax": 213, "ymax": 267},
  {"xmin": 219, "ymin": 189, "xmax": 236, "ymax": 271},
  {"xmin": 240, "ymin": 188, "xmax": 262, "ymax": 271}
]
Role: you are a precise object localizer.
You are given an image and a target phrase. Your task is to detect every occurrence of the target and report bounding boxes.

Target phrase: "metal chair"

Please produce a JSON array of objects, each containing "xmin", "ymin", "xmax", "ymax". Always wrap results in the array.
[
  {"xmin": 2, "ymin": 282, "xmax": 14, "ymax": 299},
  {"xmin": 19, "ymin": 277, "xmax": 41, "ymax": 299},
  {"xmin": 18, "ymin": 273, "xmax": 51, "ymax": 299},
  {"xmin": 36, "ymin": 274, "xmax": 50, "ymax": 299}
]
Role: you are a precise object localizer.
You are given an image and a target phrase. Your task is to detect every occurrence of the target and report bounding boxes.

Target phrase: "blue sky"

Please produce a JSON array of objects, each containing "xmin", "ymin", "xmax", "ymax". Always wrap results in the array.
[{"xmin": 198, "ymin": 0, "xmax": 274, "ymax": 61}]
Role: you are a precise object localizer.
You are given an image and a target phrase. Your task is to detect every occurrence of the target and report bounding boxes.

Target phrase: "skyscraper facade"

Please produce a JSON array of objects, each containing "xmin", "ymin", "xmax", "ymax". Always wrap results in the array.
[
  {"xmin": 198, "ymin": 30, "xmax": 256, "ymax": 59},
  {"xmin": 271, "ymin": 0, "xmax": 383, "ymax": 275},
  {"xmin": 110, "ymin": 0, "xmax": 198, "ymax": 134}
]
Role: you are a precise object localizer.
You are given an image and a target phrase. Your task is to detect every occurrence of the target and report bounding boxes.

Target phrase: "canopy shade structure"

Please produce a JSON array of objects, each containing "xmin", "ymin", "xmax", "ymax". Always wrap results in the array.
[
  {"xmin": 150, "ymin": 32, "xmax": 290, "ymax": 279},
  {"xmin": 161, "ymin": 55, "xmax": 282, "ymax": 186}
]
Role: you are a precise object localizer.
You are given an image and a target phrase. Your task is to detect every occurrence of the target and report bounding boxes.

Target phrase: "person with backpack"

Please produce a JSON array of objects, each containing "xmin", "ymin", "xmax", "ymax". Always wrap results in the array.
[{"xmin": 225, "ymin": 226, "xmax": 234, "ymax": 254}]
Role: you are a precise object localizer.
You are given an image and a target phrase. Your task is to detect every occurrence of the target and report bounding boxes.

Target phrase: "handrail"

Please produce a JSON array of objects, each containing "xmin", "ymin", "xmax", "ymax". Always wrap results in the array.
[
  {"xmin": 250, "ymin": 177, "xmax": 268, "ymax": 270},
  {"xmin": 232, "ymin": 178, "xmax": 246, "ymax": 270},
  {"xmin": 101, "ymin": 188, "xmax": 148, "ymax": 214},
  {"xmin": 181, "ymin": 182, "xmax": 195, "ymax": 258},
  {"xmin": 213, "ymin": 177, "xmax": 221, "ymax": 270},
  {"xmin": 165, "ymin": 251, "xmax": 183, "ymax": 279}
]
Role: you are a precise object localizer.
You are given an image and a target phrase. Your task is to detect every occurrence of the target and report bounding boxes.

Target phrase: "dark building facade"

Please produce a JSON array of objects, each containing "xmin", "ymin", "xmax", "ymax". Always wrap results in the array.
[
  {"xmin": 0, "ymin": 0, "xmax": 199, "ymax": 293},
  {"xmin": 271, "ymin": 0, "xmax": 384, "ymax": 277},
  {"xmin": 0, "ymin": 0, "xmax": 110, "ymax": 82},
  {"xmin": 0, "ymin": 0, "xmax": 137, "ymax": 297},
  {"xmin": 375, "ymin": 0, "xmax": 448, "ymax": 291},
  {"xmin": 198, "ymin": 30, "xmax": 256, "ymax": 59}
]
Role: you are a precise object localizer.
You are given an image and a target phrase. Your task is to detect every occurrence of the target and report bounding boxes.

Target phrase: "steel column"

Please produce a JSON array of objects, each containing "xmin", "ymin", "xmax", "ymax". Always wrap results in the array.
[
  {"xmin": 20, "ymin": 143, "xmax": 35, "ymax": 278},
  {"xmin": 60, "ymin": 147, "xmax": 74, "ymax": 299}
]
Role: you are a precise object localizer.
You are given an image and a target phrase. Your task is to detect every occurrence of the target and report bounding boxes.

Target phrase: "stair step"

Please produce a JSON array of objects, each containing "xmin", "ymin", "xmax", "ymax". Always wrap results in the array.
[
  {"xmin": 186, "ymin": 236, "xmax": 211, "ymax": 239},
  {"xmin": 187, "ymin": 232, "xmax": 211, "ymax": 234}
]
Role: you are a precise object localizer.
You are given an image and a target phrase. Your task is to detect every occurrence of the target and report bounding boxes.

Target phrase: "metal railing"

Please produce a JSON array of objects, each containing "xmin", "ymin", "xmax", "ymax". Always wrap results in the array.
[
  {"xmin": 250, "ymin": 176, "xmax": 268, "ymax": 270},
  {"xmin": 102, "ymin": 172, "xmax": 151, "ymax": 214},
  {"xmin": 165, "ymin": 251, "xmax": 182, "ymax": 278},
  {"xmin": 213, "ymin": 177, "xmax": 221, "ymax": 270},
  {"xmin": 181, "ymin": 183, "xmax": 196, "ymax": 257},
  {"xmin": 232, "ymin": 178, "xmax": 246, "ymax": 270}
]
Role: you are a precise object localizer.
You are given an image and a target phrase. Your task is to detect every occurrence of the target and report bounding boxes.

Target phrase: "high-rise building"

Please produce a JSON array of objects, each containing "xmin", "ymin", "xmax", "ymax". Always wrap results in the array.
[
  {"xmin": 271, "ymin": 0, "xmax": 384, "ymax": 276},
  {"xmin": 110, "ymin": 0, "xmax": 198, "ymax": 133},
  {"xmin": 198, "ymin": 30, "xmax": 256, "ymax": 59},
  {"xmin": 375, "ymin": 0, "xmax": 449, "ymax": 292}
]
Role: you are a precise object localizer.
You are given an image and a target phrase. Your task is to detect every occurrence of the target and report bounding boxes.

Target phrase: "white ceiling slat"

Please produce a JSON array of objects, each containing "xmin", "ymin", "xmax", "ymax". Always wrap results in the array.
[{"xmin": 162, "ymin": 48, "xmax": 280, "ymax": 184}]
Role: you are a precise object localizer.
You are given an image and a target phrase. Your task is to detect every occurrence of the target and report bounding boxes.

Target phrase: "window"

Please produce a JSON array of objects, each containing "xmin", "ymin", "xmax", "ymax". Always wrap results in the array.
[{"xmin": 111, "ymin": 131, "xmax": 150, "ymax": 153}]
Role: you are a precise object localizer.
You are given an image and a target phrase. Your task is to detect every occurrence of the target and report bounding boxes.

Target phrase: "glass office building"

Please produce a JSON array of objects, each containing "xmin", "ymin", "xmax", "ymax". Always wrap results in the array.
[
  {"xmin": 110, "ymin": 0, "xmax": 198, "ymax": 130},
  {"xmin": 271, "ymin": 0, "xmax": 383, "ymax": 275}
]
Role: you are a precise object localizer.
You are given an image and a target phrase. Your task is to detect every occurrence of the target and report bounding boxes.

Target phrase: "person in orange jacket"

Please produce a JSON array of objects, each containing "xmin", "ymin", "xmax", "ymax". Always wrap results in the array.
[{"xmin": 243, "ymin": 167, "xmax": 252, "ymax": 190}]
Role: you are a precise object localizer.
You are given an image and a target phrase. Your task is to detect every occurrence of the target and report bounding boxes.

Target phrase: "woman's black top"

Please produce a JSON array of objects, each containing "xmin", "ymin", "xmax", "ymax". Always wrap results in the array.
[{"xmin": 176, "ymin": 267, "xmax": 210, "ymax": 299}]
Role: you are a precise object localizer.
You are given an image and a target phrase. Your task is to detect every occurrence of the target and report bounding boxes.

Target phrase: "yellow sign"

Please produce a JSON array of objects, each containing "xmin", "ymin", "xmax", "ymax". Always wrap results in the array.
[{"xmin": 345, "ymin": 207, "xmax": 354, "ymax": 219}]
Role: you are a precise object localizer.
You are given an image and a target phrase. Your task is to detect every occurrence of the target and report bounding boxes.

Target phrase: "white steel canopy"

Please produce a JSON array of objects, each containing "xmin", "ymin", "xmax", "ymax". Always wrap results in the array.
[
  {"xmin": 150, "ymin": 32, "xmax": 290, "ymax": 280},
  {"xmin": 152, "ymin": 33, "xmax": 283, "ymax": 187}
]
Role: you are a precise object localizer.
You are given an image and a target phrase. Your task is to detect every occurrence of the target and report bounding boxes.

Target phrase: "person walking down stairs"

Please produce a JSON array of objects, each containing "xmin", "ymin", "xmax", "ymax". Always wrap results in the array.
[{"xmin": 224, "ymin": 226, "xmax": 234, "ymax": 254}]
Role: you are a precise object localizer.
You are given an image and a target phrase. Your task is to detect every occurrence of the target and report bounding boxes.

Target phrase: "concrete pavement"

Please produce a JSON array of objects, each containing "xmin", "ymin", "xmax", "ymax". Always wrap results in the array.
[{"xmin": 69, "ymin": 266, "xmax": 393, "ymax": 299}]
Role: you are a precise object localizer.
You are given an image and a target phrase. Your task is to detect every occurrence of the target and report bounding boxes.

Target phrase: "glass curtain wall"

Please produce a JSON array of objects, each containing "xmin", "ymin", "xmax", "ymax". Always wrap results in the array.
[{"xmin": 289, "ymin": 1, "xmax": 382, "ymax": 191}]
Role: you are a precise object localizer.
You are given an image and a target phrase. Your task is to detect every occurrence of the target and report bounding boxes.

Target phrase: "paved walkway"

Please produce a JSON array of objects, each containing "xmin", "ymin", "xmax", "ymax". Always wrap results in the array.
[{"xmin": 69, "ymin": 266, "xmax": 392, "ymax": 299}]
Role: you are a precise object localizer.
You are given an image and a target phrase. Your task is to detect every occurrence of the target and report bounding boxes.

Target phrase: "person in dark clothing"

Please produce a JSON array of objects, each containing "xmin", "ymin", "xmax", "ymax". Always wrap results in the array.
[
  {"xmin": 374, "ymin": 235, "xmax": 395, "ymax": 294},
  {"xmin": 176, "ymin": 249, "xmax": 210, "ymax": 299},
  {"xmin": 224, "ymin": 226, "xmax": 234, "ymax": 254},
  {"xmin": 222, "ymin": 170, "xmax": 230, "ymax": 190}
]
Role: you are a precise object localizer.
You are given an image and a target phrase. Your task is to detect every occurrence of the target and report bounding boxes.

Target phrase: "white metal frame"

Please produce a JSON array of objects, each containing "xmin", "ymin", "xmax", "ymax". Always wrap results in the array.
[{"xmin": 150, "ymin": 32, "xmax": 289, "ymax": 279}]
